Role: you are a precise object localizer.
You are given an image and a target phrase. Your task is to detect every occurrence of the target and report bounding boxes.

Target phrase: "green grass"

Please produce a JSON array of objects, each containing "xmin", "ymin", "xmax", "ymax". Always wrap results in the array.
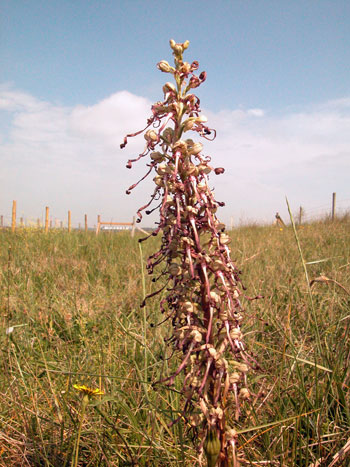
[{"xmin": 0, "ymin": 219, "xmax": 349, "ymax": 466}]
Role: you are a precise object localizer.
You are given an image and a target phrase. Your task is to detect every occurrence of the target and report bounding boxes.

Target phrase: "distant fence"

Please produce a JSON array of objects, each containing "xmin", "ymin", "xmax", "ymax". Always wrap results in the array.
[
  {"xmin": 96, "ymin": 215, "xmax": 138, "ymax": 237},
  {"xmin": 0, "ymin": 202, "xmax": 144, "ymax": 237},
  {"xmin": 272, "ymin": 193, "xmax": 350, "ymax": 226},
  {"xmin": 1, "ymin": 193, "xmax": 349, "ymax": 234},
  {"xmin": 295, "ymin": 193, "xmax": 350, "ymax": 224}
]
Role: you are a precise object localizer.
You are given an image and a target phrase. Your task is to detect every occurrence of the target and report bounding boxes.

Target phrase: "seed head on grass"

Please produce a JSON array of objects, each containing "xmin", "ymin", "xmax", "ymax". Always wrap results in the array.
[{"xmin": 121, "ymin": 39, "xmax": 257, "ymax": 465}]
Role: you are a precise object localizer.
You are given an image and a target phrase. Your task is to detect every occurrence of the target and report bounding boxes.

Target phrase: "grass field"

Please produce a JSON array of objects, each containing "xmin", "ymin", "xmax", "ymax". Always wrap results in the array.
[{"xmin": 1, "ymin": 217, "xmax": 349, "ymax": 466}]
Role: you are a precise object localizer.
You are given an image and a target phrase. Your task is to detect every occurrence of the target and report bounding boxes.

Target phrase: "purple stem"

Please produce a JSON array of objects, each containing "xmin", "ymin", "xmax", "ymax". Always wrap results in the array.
[
  {"xmin": 198, "ymin": 358, "xmax": 213, "ymax": 395},
  {"xmin": 159, "ymin": 341, "xmax": 195, "ymax": 385}
]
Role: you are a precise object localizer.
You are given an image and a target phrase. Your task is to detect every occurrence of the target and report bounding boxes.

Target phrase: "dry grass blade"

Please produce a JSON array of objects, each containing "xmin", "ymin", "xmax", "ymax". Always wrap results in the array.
[
  {"xmin": 310, "ymin": 437, "xmax": 350, "ymax": 467},
  {"xmin": 309, "ymin": 274, "xmax": 350, "ymax": 296},
  {"xmin": 328, "ymin": 437, "xmax": 350, "ymax": 467}
]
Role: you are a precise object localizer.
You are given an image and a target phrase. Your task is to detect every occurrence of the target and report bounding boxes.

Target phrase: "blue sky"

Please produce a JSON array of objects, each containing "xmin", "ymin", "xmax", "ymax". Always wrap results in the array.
[{"xmin": 1, "ymin": 0, "xmax": 350, "ymax": 226}]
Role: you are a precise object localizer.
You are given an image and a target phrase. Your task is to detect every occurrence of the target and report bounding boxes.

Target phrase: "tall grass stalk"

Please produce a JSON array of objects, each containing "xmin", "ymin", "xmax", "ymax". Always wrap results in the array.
[
  {"xmin": 139, "ymin": 242, "xmax": 148, "ymax": 384},
  {"xmin": 286, "ymin": 198, "xmax": 322, "ymax": 353}
]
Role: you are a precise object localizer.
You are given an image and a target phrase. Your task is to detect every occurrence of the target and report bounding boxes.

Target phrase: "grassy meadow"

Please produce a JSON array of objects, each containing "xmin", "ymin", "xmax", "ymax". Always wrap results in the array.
[{"xmin": 0, "ymin": 217, "xmax": 349, "ymax": 466}]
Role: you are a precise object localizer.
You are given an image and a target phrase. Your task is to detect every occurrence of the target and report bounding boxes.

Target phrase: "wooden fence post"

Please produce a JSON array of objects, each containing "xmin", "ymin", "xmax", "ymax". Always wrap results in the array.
[
  {"xmin": 11, "ymin": 200, "xmax": 16, "ymax": 232},
  {"xmin": 131, "ymin": 216, "xmax": 136, "ymax": 238},
  {"xmin": 96, "ymin": 215, "xmax": 101, "ymax": 235},
  {"xmin": 68, "ymin": 211, "xmax": 71, "ymax": 233},
  {"xmin": 332, "ymin": 192, "xmax": 336, "ymax": 221},
  {"xmin": 45, "ymin": 207, "xmax": 49, "ymax": 233},
  {"xmin": 20, "ymin": 217, "xmax": 24, "ymax": 227},
  {"xmin": 60, "ymin": 221, "xmax": 63, "ymax": 229},
  {"xmin": 299, "ymin": 206, "xmax": 303, "ymax": 225},
  {"xmin": 85, "ymin": 214, "xmax": 88, "ymax": 233},
  {"xmin": 0, "ymin": 215, "xmax": 3, "ymax": 228},
  {"xmin": 275, "ymin": 212, "xmax": 285, "ymax": 227}
]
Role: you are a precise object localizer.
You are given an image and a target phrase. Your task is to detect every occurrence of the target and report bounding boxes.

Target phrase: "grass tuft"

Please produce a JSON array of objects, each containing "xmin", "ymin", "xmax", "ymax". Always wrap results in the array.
[{"xmin": 0, "ymin": 220, "xmax": 349, "ymax": 465}]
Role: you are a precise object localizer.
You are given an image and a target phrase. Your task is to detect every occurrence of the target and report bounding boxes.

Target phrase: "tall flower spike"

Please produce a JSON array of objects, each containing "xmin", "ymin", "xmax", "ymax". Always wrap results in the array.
[{"xmin": 121, "ymin": 39, "xmax": 256, "ymax": 466}]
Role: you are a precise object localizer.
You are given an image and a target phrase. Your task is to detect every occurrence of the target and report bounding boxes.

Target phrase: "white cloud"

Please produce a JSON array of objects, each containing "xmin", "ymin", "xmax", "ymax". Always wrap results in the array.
[
  {"xmin": 0, "ymin": 85, "xmax": 349, "ymax": 226},
  {"xmin": 0, "ymin": 86, "xmax": 48, "ymax": 112},
  {"xmin": 247, "ymin": 108, "xmax": 265, "ymax": 117}
]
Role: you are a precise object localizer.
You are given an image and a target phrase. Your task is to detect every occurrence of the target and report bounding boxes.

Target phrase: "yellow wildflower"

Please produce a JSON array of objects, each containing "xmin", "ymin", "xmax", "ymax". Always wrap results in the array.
[{"xmin": 73, "ymin": 384, "xmax": 104, "ymax": 397}]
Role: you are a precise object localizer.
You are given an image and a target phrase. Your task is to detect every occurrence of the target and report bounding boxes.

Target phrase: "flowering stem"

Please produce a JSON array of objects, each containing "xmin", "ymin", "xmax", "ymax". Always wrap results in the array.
[
  {"xmin": 121, "ymin": 39, "xmax": 255, "ymax": 465},
  {"xmin": 71, "ymin": 393, "xmax": 89, "ymax": 467}
]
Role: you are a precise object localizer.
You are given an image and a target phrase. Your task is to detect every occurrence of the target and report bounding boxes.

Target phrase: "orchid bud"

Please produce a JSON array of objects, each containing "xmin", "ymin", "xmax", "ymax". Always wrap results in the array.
[
  {"xmin": 230, "ymin": 328, "xmax": 243, "ymax": 340},
  {"xmin": 232, "ymin": 362, "xmax": 249, "ymax": 373},
  {"xmin": 215, "ymin": 222, "xmax": 226, "ymax": 230},
  {"xmin": 162, "ymin": 127, "xmax": 174, "ymax": 143},
  {"xmin": 172, "ymin": 101, "xmax": 184, "ymax": 115},
  {"xmin": 239, "ymin": 388, "xmax": 250, "ymax": 400},
  {"xmin": 172, "ymin": 140, "xmax": 187, "ymax": 152},
  {"xmin": 183, "ymin": 163, "xmax": 197, "ymax": 176},
  {"xmin": 188, "ymin": 76, "xmax": 200, "ymax": 89},
  {"xmin": 214, "ymin": 407, "xmax": 224, "ymax": 420},
  {"xmin": 157, "ymin": 60, "xmax": 172, "ymax": 73},
  {"xmin": 233, "ymin": 312, "xmax": 244, "ymax": 323},
  {"xmin": 190, "ymin": 376, "xmax": 201, "ymax": 388},
  {"xmin": 190, "ymin": 330, "xmax": 202, "ymax": 343},
  {"xmin": 144, "ymin": 129, "xmax": 158, "ymax": 142},
  {"xmin": 173, "ymin": 44, "xmax": 183, "ymax": 56},
  {"xmin": 150, "ymin": 151, "xmax": 164, "ymax": 162},
  {"xmin": 163, "ymin": 82, "xmax": 176, "ymax": 94},
  {"xmin": 165, "ymin": 195, "xmax": 175, "ymax": 206},
  {"xmin": 169, "ymin": 263, "xmax": 181, "ymax": 276},
  {"xmin": 180, "ymin": 62, "xmax": 192, "ymax": 74},
  {"xmin": 215, "ymin": 358, "xmax": 228, "ymax": 370},
  {"xmin": 183, "ymin": 119, "xmax": 195, "ymax": 132},
  {"xmin": 210, "ymin": 291, "xmax": 221, "ymax": 304},
  {"xmin": 164, "ymin": 163, "xmax": 175, "ymax": 174},
  {"xmin": 211, "ymin": 259, "xmax": 226, "ymax": 272},
  {"xmin": 157, "ymin": 163, "xmax": 168, "ymax": 175},
  {"xmin": 182, "ymin": 301, "xmax": 194, "ymax": 313},
  {"xmin": 198, "ymin": 164, "xmax": 212, "ymax": 174},
  {"xmin": 186, "ymin": 206, "xmax": 198, "ymax": 215},
  {"xmin": 187, "ymin": 142, "xmax": 203, "ymax": 155},
  {"xmin": 182, "ymin": 236, "xmax": 194, "ymax": 246},
  {"xmin": 197, "ymin": 181, "xmax": 207, "ymax": 191},
  {"xmin": 229, "ymin": 372, "xmax": 241, "ymax": 384},
  {"xmin": 197, "ymin": 115, "xmax": 208, "ymax": 123},
  {"xmin": 226, "ymin": 428, "xmax": 237, "ymax": 440},
  {"xmin": 219, "ymin": 233, "xmax": 231, "ymax": 245},
  {"xmin": 219, "ymin": 310, "xmax": 229, "ymax": 321},
  {"xmin": 153, "ymin": 175, "xmax": 164, "ymax": 187}
]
